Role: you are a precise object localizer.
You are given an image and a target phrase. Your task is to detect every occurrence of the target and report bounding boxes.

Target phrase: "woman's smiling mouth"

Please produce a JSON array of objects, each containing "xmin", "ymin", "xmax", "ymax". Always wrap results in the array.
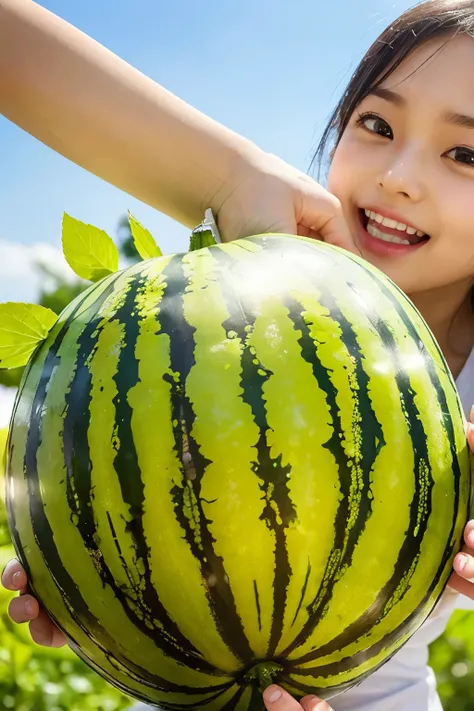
[{"xmin": 357, "ymin": 207, "xmax": 430, "ymax": 256}]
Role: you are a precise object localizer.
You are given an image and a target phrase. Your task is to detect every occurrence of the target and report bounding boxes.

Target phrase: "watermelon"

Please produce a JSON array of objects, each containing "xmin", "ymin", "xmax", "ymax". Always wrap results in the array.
[{"xmin": 4, "ymin": 233, "xmax": 470, "ymax": 709}]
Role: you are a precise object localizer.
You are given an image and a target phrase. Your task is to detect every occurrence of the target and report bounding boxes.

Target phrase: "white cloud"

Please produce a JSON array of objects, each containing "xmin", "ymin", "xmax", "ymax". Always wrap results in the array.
[
  {"xmin": 0, "ymin": 386, "xmax": 16, "ymax": 430},
  {"xmin": 0, "ymin": 239, "xmax": 78, "ymax": 303}
]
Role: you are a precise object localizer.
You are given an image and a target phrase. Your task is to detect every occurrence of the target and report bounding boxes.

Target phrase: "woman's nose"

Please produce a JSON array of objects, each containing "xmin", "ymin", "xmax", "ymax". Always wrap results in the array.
[{"xmin": 377, "ymin": 149, "xmax": 426, "ymax": 202}]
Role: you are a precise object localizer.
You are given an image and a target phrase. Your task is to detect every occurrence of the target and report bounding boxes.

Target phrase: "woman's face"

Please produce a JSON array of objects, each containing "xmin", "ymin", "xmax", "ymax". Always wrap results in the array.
[{"xmin": 328, "ymin": 34, "xmax": 474, "ymax": 299}]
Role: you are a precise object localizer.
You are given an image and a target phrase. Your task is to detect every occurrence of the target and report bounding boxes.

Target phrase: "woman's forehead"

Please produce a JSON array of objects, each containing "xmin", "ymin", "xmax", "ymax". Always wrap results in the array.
[{"xmin": 378, "ymin": 33, "xmax": 474, "ymax": 96}]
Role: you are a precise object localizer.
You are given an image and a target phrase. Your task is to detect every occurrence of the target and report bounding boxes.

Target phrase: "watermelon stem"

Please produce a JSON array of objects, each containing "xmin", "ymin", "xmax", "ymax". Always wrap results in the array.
[
  {"xmin": 189, "ymin": 208, "xmax": 221, "ymax": 251},
  {"xmin": 244, "ymin": 660, "xmax": 284, "ymax": 692}
]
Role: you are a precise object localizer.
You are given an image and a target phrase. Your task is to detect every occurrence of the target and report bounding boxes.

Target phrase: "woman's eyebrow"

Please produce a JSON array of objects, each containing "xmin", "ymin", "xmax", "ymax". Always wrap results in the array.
[
  {"xmin": 369, "ymin": 87, "xmax": 474, "ymax": 128},
  {"xmin": 369, "ymin": 87, "xmax": 406, "ymax": 106},
  {"xmin": 443, "ymin": 111, "xmax": 474, "ymax": 129}
]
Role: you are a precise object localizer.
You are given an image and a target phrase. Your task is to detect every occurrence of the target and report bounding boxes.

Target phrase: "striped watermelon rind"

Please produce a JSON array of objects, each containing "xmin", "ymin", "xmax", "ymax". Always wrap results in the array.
[{"xmin": 5, "ymin": 233, "xmax": 470, "ymax": 709}]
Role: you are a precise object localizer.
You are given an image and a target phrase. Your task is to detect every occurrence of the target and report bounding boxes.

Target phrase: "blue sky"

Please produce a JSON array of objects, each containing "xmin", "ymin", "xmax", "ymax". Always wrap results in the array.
[{"xmin": 0, "ymin": 0, "xmax": 412, "ymax": 420}]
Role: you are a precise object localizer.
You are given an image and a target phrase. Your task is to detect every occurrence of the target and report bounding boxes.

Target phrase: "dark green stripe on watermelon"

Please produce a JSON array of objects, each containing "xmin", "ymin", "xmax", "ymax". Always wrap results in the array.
[
  {"xmin": 288, "ymin": 278, "xmax": 434, "ymax": 664},
  {"xmin": 106, "ymin": 268, "xmax": 217, "ymax": 669},
  {"xmin": 245, "ymin": 237, "xmax": 384, "ymax": 658},
  {"xmin": 210, "ymin": 245, "xmax": 297, "ymax": 658},
  {"xmin": 157, "ymin": 254, "xmax": 255, "ymax": 666}
]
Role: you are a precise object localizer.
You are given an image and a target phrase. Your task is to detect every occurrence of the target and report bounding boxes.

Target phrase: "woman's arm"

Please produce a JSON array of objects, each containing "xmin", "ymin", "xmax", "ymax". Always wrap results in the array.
[
  {"xmin": 0, "ymin": 0, "xmax": 353, "ymax": 246},
  {"xmin": 0, "ymin": 0, "xmax": 259, "ymax": 229}
]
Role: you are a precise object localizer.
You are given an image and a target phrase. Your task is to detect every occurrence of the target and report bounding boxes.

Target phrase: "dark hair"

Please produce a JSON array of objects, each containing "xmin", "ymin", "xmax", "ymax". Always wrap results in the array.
[{"xmin": 313, "ymin": 0, "xmax": 474, "ymax": 178}]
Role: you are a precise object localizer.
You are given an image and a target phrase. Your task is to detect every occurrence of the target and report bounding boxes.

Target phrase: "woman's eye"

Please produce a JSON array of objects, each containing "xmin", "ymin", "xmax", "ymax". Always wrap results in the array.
[
  {"xmin": 446, "ymin": 146, "xmax": 474, "ymax": 166},
  {"xmin": 357, "ymin": 113, "xmax": 393, "ymax": 139}
]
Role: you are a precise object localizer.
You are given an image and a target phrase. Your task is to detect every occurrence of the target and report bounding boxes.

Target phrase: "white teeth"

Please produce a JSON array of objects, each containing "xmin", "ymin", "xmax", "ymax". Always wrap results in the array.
[
  {"xmin": 367, "ymin": 223, "xmax": 410, "ymax": 244},
  {"xmin": 382, "ymin": 217, "xmax": 398, "ymax": 229},
  {"xmin": 364, "ymin": 209, "xmax": 425, "ymax": 238}
]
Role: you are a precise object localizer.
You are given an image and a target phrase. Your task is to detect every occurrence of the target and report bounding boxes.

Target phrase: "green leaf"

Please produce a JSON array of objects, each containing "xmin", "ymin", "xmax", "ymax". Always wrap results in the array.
[
  {"xmin": 0, "ymin": 303, "xmax": 57, "ymax": 369},
  {"xmin": 128, "ymin": 211, "xmax": 162, "ymax": 260},
  {"xmin": 62, "ymin": 213, "xmax": 119, "ymax": 282}
]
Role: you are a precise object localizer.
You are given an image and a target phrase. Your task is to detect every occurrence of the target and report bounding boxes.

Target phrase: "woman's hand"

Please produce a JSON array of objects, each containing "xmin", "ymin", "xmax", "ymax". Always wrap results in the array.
[
  {"xmin": 214, "ymin": 151, "xmax": 357, "ymax": 253},
  {"xmin": 263, "ymin": 685, "xmax": 332, "ymax": 711},
  {"xmin": 448, "ymin": 417, "xmax": 474, "ymax": 599},
  {"xmin": 450, "ymin": 519, "xmax": 474, "ymax": 598},
  {"xmin": 1, "ymin": 558, "xmax": 66, "ymax": 647}
]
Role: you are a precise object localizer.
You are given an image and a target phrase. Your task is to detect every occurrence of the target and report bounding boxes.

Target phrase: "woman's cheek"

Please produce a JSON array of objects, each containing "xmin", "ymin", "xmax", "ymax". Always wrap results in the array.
[{"xmin": 327, "ymin": 133, "xmax": 367, "ymax": 198}]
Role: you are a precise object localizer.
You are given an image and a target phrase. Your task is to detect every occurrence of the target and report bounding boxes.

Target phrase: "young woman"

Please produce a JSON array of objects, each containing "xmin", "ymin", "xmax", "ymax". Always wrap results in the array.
[{"xmin": 2, "ymin": 1, "xmax": 474, "ymax": 710}]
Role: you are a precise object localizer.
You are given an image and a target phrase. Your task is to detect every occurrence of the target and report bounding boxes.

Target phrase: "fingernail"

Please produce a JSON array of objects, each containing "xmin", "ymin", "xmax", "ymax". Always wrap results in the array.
[
  {"xmin": 12, "ymin": 571, "xmax": 22, "ymax": 587},
  {"xmin": 457, "ymin": 554, "xmax": 468, "ymax": 572},
  {"xmin": 25, "ymin": 600, "xmax": 34, "ymax": 616},
  {"xmin": 468, "ymin": 531, "xmax": 474, "ymax": 547},
  {"xmin": 264, "ymin": 686, "xmax": 282, "ymax": 703}
]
